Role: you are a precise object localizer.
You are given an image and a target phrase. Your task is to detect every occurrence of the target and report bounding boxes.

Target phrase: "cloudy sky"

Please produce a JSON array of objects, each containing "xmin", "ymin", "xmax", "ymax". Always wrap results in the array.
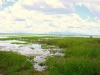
[{"xmin": 0, "ymin": 0, "xmax": 100, "ymax": 35}]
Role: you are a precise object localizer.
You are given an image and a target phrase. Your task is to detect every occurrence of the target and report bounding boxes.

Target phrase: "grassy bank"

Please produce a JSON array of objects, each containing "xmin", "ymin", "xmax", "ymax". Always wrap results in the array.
[{"xmin": 0, "ymin": 51, "xmax": 36, "ymax": 75}]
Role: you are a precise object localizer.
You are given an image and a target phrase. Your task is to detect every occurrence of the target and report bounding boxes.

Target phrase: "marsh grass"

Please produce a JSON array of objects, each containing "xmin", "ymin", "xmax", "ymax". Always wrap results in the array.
[
  {"xmin": 11, "ymin": 42, "xmax": 29, "ymax": 44},
  {"xmin": 39, "ymin": 62, "xmax": 46, "ymax": 66},
  {"xmin": 0, "ymin": 35, "xmax": 100, "ymax": 75},
  {"xmin": 46, "ymin": 57, "xmax": 98, "ymax": 75},
  {"xmin": 0, "ymin": 51, "xmax": 36, "ymax": 75},
  {"xmin": 0, "ymin": 37, "xmax": 18, "ymax": 41},
  {"xmin": 9, "ymin": 36, "xmax": 100, "ymax": 75},
  {"xmin": 39, "ymin": 37, "xmax": 100, "ymax": 75}
]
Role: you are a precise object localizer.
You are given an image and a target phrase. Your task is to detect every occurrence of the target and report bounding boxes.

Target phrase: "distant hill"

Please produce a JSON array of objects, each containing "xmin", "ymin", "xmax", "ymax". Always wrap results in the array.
[
  {"xmin": 0, "ymin": 32, "xmax": 99, "ymax": 36},
  {"xmin": 47, "ymin": 31, "xmax": 88, "ymax": 36}
]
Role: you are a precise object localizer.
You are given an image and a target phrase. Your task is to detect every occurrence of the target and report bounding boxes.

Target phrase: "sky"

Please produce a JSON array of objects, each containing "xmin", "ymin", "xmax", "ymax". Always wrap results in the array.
[{"xmin": 0, "ymin": 0, "xmax": 100, "ymax": 35}]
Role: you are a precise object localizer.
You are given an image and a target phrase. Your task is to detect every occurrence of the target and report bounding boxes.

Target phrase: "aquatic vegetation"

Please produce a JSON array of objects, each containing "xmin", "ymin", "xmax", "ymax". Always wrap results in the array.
[
  {"xmin": 39, "ymin": 62, "xmax": 46, "ymax": 66},
  {"xmin": 11, "ymin": 42, "xmax": 29, "ymax": 44}
]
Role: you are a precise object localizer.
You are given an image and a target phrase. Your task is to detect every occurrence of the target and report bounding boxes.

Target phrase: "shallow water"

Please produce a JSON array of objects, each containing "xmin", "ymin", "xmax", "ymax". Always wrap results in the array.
[
  {"xmin": 0, "ymin": 40, "xmax": 63, "ymax": 71},
  {"xmin": 34, "ymin": 56, "xmax": 46, "ymax": 71},
  {"xmin": 0, "ymin": 36, "xmax": 9, "ymax": 38},
  {"xmin": 0, "ymin": 40, "xmax": 50, "ymax": 71}
]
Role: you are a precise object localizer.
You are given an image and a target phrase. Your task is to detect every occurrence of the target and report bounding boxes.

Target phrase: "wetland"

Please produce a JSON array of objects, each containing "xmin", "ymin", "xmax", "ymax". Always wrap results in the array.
[{"xmin": 0, "ymin": 34, "xmax": 100, "ymax": 75}]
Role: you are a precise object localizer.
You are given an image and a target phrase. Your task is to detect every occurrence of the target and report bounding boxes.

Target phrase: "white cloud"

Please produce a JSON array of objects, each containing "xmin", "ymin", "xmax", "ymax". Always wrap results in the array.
[
  {"xmin": 20, "ymin": 0, "xmax": 65, "ymax": 8},
  {"xmin": 83, "ymin": 2, "xmax": 100, "ymax": 13},
  {"xmin": 0, "ymin": 0, "xmax": 100, "ymax": 35},
  {"xmin": 44, "ymin": 0, "xmax": 65, "ymax": 8},
  {"xmin": 2, "ymin": 0, "xmax": 16, "ymax": 5},
  {"xmin": 40, "ymin": 6, "xmax": 45, "ymax": 8},
  {"xmin": 20, "ymin": 0, "xmax": 74, "ymax": 14},
  {"xmin": 68, "ymin": 0, "xmax": 100, "ymax": 19},
  {"xmin": 6, "ymin": 0, "xmax": 16, "ymax": 2},
  {"xmin": 0, "ymin": 0, "xmax": 2, "ymax": 7},
  {"xmin": 57, "ymin": 0, "xmax": 100, "ymax": 19},
  {"xmin": 20, "ymin": 0, "xmax": 35, "ymax": 6}
]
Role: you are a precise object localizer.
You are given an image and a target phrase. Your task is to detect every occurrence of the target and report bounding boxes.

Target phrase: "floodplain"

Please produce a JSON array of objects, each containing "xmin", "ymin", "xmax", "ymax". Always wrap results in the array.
[{"xmin": 0, "ymin": 34, "xmax": 100, "ymax": 75}]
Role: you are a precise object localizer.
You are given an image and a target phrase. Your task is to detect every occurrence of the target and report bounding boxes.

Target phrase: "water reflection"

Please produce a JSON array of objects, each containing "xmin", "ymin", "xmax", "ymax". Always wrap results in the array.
[
  {"xmin": 34, "ymin": 56, "xmax": 46, "ymax": 71},
  {"xmin": 0, "ymin": 36, "xmax": 9, "ymax": 38},
  {"xmin": 32, "ymin": 44, "xmax": 41, "ymax": 49},
  {"xmin": 0, "ymin": 40, "xmax": 62, "ymax": 71},
  {"xmin": 0, "ymin": 40, "xmax": 49, "ymax": 71}
]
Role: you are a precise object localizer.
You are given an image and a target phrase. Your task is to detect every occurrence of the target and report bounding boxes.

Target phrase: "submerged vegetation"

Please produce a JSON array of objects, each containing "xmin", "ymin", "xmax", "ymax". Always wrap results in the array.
[{"xmin": 0, "ymin": 34, "xmax": 100, "ymax": 75}]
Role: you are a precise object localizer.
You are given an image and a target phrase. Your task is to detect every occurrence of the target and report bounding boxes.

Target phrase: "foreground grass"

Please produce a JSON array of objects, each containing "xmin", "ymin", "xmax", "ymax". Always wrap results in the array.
[{"xmin": 0, "ymin": 51, "xmax": 39, "ymax": 75}]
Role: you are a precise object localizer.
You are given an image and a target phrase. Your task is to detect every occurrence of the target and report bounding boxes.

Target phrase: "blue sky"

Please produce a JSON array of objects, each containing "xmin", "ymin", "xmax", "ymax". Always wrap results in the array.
[
  {"xmin": 0, "ymin": 0, "xmax": 100, "ymax": 35},
  {"xmin": 75, "ymin": 5, "xmax": 95, "ymax": 22}
]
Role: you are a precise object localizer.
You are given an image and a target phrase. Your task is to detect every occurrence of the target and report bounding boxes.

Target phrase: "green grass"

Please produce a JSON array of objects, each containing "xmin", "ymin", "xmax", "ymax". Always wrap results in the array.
[
  {"xmin": 0, "ymin": 35, "xmax": 100, "ymax": 75},
  {"xmin": 38, "ymin": 37, "xmax": 100, "ymax": 75},
  {"xmin": 39, "ymin": 62, "xmax": 46, "ymax": 66},
  {"xmin": 11, "ymin": 42, "xmax": 29, "ymax": 44},
  {"xmin": 0, "ymin": 51, "xmax": 36, "ymax": 75},
  {"xmin": 46, "ymin": 57, "xmax": 100, "ymax": 75}
]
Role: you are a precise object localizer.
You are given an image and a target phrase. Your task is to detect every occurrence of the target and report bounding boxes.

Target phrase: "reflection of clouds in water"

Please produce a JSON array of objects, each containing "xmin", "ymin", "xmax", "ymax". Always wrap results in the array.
[
  {"xmin": 32, "ymin": 44, "xmax": 41, "ymax": 49},
  {"xmin": 0, "ymin": 40, "xmax": 62, "ymax": 71},
  {"xmin": 0, "ymin": 40, "xmax": 21, "ymax": 51},
  {"xmin": 0, "ymin": 40, "xmax": 49, "ymax": 71},
  {"xmin": 0, "ymin": 40, "xmax": 45, "ymax": 55},
  {"xmin": 34, "ymin": 56, "xmax": 46, "ymax": 71}
]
